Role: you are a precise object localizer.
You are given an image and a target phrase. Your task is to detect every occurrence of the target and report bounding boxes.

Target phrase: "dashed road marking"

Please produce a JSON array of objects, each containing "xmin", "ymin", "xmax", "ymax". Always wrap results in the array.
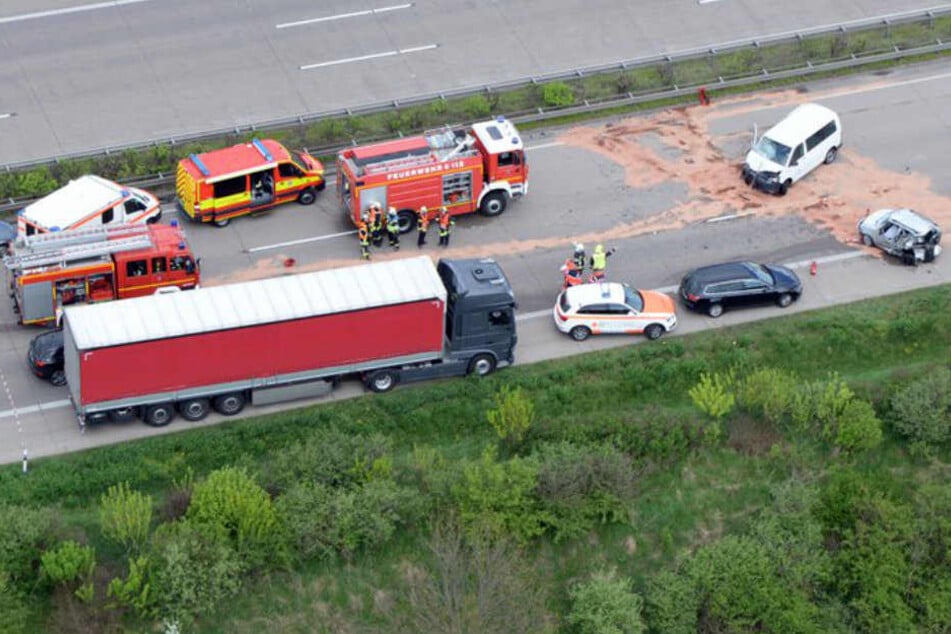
[
  {"xmin": 0, "ymin": 0, "xmax": 152, "ymax": 25},
  {"xmin": 300, "ymin": 44, "xmax": 438, "ymax": 71},
  {"xmin": 277, "ymin": 3, "xmax": 413, "ymax": 29}
]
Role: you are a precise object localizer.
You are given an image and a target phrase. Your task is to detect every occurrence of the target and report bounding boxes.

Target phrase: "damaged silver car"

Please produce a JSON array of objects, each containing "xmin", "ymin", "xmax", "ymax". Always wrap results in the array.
[{"xmin": 858, "ymin": 208, "xmax": 941, "ymax": 265}]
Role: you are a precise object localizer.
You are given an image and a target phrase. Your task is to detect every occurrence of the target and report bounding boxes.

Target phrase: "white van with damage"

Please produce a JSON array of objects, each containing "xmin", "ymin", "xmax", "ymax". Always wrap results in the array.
[
  {"xmin": 742, "ymin": 103, "xmax": 841, "ymax": 195},
  {"xmin": 18, "ymin": 175, "xmax": 161, "ymax": 237}
]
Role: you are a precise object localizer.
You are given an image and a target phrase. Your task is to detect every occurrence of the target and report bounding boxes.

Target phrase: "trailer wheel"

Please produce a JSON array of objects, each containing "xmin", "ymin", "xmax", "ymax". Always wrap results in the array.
[
  {"xmin": 178, "ymin": 398, "xmax": 211, "ymax": 422},
  {"xmin": 397, "ymin": 210, "xmax": 416, "ymax": 234},
  {"xmin": 143, "ymin": 403, "xmax": 176, "ymax": 427},
  {"xmin": 367, "ymin": 370, "xmax": 398, "ymax": 393},
  {"xmin": 479, "ymin": 191, "xmax": 508, "ymax": 217},
  {"xmin": 468, "ymin": 354, "xmax": 497, "ymax": 377},
  {"xmin": 108, "ymin": 407, "xmax": 138, "ymax": 424},
  {"xmin": 298, "ymin": 188, "xmax": 317, "ymax": 205},
  {"xmin": 213, "ymin": 393, "xmax": 246, "ymax": 416}
]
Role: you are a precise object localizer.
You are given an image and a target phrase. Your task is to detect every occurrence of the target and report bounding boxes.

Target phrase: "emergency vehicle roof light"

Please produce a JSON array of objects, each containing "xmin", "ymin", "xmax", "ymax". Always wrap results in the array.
[
  {"xmin": 512, "ymin": 137, "xmax": 519, "ymax": 145},
  {"xmin": 51, "ymin": 226, "xmax": 60, "ymax": 232},
  {"xmin": 121, "ymin": 189, "xmax": 130, "ymax": 197},
  {"xmin": 178, "ymin": 242, "xmax": 186, "ymax": 250},
  {"xmin": 252, "ymin": 138, "xmax": 273, "ymax": 162},
  {"xmin": 190, "ymin": 154, "xmax": 211, "ymax": 177},
  {"xmin": 496, "ymin": 115, "xmax": 505, "ymax": 123},
  {"xmin": 170, "ymin": 219, "xmax": 179, "ymax": 227}
]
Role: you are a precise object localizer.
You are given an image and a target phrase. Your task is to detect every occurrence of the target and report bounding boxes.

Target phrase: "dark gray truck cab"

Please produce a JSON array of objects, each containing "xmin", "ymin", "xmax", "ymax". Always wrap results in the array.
[{"xmin": 365, "ymin": 258, "xmax": 517, "ymax": 391}]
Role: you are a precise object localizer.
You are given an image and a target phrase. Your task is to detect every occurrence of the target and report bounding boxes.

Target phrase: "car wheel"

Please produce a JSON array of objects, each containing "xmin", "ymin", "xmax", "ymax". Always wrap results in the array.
[
  {"xmin": 177, "ymin": 398, "xmax": 211, "ymax": 422},
  {"xmin": 367, "ymin": 370, "xmax": 398, "ymax": 393},
  {"xmin": 479, "ymin": 191, "xmax": 508, "ymax": 216},
  {"xmin": 824, "ymin": 147, "xmax": 838, "ymax": 164},
  {"xmin": 861, "ymin": 233, "xmax": 873, "ymax": 247},
  {"xmin": 777, "ymin": 293, "xmax": 793, "ymax": 308},
  {"xmin": 213, "ymin": 392, "xmax": 246, "ymax": 416},
  {"xmin": 143, "ymin": 403, "xmax": 176, "ymax": 427},
  {"xmin": 570, "ymin": 325, "xmax": 591, "ymax": 341},
  {"xmin": 49, "ymin": 369, "xmax": 67, "ymax": 386},
  {"xmin": 707, "ymin": 303, "xmax": 724, "ymax": 318},
  {"xmin": 213, "ymin": 217, "xmax": 231, "ymax": 228},
  {"xmin": 644, "ymin": 324, "xmax": 664, "ymax": 341},
  {"xmin": 108, "ymin": 407, "xmax": 138, "ymax": 423},
  {"xmin": 467, "ymin": 353, "xmax": 497, "ymax": 377},
  {"xmin": 777, "ymin": 180, "xmax": 792, "ymax": 196},
  {"xmin": 297, "ymin": 188, "xmax": 316, "ymax": 205}
]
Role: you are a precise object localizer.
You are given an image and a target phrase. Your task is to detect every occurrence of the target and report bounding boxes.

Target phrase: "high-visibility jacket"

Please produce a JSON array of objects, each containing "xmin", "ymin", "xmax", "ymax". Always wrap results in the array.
[
  {"xmin": 418, "ymin": 212, "xmax": 430, "ymax": 231},
  {"xmin": 591, "ymin": 250, "xmax": 607, "ymax": 270},
  {"xmin": 387, "ymin": 214, "xmax": 400, "ymax": 233},
  {"xmin": 573, "ymin": 252, "xmax": 586, "ymax": 269},
  {"xmin": 438, "ymin": 214, "xmax": 453, "ymax": 234},
  {"xmin": 358, "ymin": 225, "xmax": 370, "ymax": 245}
]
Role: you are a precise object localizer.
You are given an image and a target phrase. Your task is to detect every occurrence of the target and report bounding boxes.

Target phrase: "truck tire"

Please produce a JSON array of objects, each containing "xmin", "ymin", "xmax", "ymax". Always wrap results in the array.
[
  {"xmin": 213, "ymin": 393, "xmax": 246, "ymax": 416},
  {"xmin": 143, "ymin": 403, "xmax": 176, "ymax": 427},
  {"xmin": 366, "ymin": 370, "xmax": 398, "ymax": 393},
  {"xmin": 108, "ymin": 407, "xmax": 138, "ymax": 424},
  {"xmin": 178, "ymin": 398, "xmax": 211, "ymax": 422},
  {"xmin": 297, "ymin": 188, "xmax": 317, "ymax": 205},
  {"xmin": 479, "ymin": 191, "xmax": 508, "ymax": 217},
  {"xmin": 397, "ymin": 210, "xmax": 416, "ymax": 234},
  {"xmin": 467, "ymin": 353, "xmax": 497, "ymax": 377}
]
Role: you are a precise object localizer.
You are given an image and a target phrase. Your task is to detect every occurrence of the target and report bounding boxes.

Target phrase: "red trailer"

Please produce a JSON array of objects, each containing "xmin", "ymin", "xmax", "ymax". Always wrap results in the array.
[{"xmin": 63, "ymin": 256, "xmax": 518, "ymax": 428}]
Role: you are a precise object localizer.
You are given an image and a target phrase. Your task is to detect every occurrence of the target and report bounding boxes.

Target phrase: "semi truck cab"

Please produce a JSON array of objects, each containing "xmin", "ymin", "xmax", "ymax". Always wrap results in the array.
[{"xmin": 438, "ymin": 258, "xmax": 517, "ymax": 373}]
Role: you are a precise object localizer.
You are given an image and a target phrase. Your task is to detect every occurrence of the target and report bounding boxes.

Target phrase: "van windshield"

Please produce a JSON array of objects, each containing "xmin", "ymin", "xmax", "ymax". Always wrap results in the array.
[
  {"xmin": 292, "ymin": 152, "xmax": 310, "ymax": 171},
  {"xmin": 754, "ymin": 136, "xmax": 792, "ymax": 166}
]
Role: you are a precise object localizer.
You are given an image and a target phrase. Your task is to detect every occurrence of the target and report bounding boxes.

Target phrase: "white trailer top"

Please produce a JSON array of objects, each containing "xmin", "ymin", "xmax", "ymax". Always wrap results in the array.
[
  {"xmin": 20, "ymin": 175, "xmax": 128, "ymax": 231},
  {"xmin": 64, "ymin": 256, "xmax": 447, "ymax": 350}
]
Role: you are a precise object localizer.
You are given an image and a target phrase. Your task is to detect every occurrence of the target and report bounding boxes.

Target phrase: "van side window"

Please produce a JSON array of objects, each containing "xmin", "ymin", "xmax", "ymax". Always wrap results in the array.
[
  {"xmin": 152, "ymin": 257, "xmax": 167, "ymax": 273},
  {"xmin": 278, "ymin": 162, "xmax": 304, "ymax": 178},
  {"xmin": 790, "ymin": 144, "xmax": 804, "ymax": 165},
  {"xmin": 102, "ymin": 207, "xmax": 115, "ymax": 224},
  {"xmin": 213, "ymin": 176, "xmax": 246, "ymax": 198},
  {"xmin": 126, "ymin": 260, "xmax": 147, "ymax": 277},
  {"xmin": 806, "ymin": 121, "xmax": 837, "ymax": 151},
  {"xmin": 170, "ymin": 256, "xmax": 195, "ymax": 274}
]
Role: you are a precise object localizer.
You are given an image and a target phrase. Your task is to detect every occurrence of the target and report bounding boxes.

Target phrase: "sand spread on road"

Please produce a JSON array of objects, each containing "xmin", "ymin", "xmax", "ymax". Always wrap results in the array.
[{"xmin": 212, "ymin": 86, "xmax": 951, "ymax": 285}]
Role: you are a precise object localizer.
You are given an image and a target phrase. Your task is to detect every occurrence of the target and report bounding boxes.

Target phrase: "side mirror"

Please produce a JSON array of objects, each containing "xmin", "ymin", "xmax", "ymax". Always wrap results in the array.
[{"xmin": 750, "ymin": 123, "xmax": 758, "ymax": 148}]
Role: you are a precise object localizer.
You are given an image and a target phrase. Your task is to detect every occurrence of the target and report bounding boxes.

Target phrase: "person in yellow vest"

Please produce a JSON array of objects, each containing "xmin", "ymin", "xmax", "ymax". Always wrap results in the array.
[
  {"xmin": 417, "ymin": 206, "xmax": 430, "ymax": 248},
  {"xmin": 357, "ymin": 220, "xmax": 371, "ymax": 260},
  {"xmin": 386, "ymin": 207, "xmax": 400, "ymax": 250},
  {"xmin": 438, "ymin": 206, "xmax": 454, "ymax": 247},
  {"xmin": 588, "ymin": 244, "xmax": 617, "ymax": 282}
]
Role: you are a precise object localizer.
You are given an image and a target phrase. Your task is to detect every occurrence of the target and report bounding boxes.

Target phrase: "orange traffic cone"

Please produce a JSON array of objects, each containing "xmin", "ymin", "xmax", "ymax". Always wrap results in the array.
[{"xmin": 810, "ymin": 261, "xmax": 817, "ymax": 276}]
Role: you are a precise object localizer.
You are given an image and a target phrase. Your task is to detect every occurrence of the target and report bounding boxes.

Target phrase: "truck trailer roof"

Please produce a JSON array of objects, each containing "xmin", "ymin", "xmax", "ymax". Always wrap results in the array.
[{"xmin": 65, "ymin": 256, "xmax": 446, "ymax": 350}]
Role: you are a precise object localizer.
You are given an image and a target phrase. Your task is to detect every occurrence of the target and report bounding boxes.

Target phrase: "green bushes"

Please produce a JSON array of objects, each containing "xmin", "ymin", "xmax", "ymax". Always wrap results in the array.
[
  {"xmin": 889, "ymin": 366, "xmax": 951, "ymax": 453},
  {"xmin": 487, "ymin": 386, "xmax": 535, "ymax": 451},
  {"xmin": 0, "ymin": 504, "xmax": 53, "ymax": 588},
  {"xmin": 542, "ymin": 81, "xmax": 576, "ymax": 107},
  {"xmin": 99, "ymin": 482, "xmax": 153, "ymax": 553},
  {"xmin": 40, "ymin": 541, "xmax": 96, "ymax": 603},
  {"xmin": 567, "ymin": 569, "xmax": 646, "ymax": 634}
]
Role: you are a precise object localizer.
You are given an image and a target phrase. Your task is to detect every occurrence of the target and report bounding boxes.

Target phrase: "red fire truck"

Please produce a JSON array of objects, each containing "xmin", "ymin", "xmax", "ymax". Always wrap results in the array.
[
  {"xmin": 336, "ymin": 116, "xmax": 529, "ymax": 232},
  {"xmin": 4, "ymin": 223, "xmax": 199, "ymax": 326}
]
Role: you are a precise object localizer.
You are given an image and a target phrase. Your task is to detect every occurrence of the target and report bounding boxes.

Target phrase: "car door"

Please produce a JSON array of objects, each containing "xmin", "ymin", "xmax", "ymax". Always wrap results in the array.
[
  {"xmin": 740, "ymin": 277, "xmax": 774, "ymax": 306},
  {"xmin": 787, "ymin": 143, "xmax": 808, "ymax": 182},
  {"xmin": 603, "ymin": 303, "xmax": 634, "ymax": 333}
]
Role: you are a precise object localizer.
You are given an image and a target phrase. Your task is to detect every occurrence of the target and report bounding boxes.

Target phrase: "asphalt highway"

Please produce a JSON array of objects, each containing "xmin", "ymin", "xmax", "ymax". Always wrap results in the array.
[
  {"xmin": 0, "ymin": 0, "xmax": 946, "ymax": 163},
  {"xmin": 1, "ymin": 59, "xmax": 950, "ymax": 464}
]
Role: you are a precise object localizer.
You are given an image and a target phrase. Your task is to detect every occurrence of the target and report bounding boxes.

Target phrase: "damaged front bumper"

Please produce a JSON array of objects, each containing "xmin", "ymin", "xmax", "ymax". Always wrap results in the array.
[{"xmin": 742, "ymin": 165, "xmax": 783, "ymax": 194}]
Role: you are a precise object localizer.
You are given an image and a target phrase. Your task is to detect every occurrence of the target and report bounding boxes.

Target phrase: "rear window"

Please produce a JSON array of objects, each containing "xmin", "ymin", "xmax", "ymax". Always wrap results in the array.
[{"xmin": 559, "ymin": 292, "xmax": 571, "ymax": 312}]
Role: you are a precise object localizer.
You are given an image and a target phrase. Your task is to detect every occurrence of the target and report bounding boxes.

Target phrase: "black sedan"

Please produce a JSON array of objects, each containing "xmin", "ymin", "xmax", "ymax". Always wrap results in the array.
[
  {"xmin": 679, "ymin": 261, "xmax": 802, "ymax": 318},
  {"xmin": 28, "ymin": 329, "xmax": 65, "ymax": 386}
]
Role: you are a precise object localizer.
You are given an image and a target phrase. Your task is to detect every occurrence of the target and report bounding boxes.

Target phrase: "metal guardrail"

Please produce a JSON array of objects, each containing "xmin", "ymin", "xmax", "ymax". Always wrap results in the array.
[{"xmin": 1, "ymin": 4, "xmax": 949, "ymax": 215}]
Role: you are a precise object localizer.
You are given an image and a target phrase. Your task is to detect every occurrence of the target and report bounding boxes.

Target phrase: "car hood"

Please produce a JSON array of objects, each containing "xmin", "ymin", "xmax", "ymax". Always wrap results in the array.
[
  {"xmin": 765, "ymin": 264, "xmax": 801, "ymax": 290},
  {"xmin": 641, "ymin": 290, "xmax": 676, "ymax": 314},
  {"xmin": 744, "ymin": 150, "xmax": 782, "ymax": 173}
]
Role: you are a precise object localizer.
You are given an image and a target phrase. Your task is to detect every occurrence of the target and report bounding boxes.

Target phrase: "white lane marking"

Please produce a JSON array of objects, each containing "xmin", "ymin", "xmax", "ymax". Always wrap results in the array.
[
  {"xmin": 0, "ymin": 0, "xmax": 151, "ymax": 25},
  {"xmin": 277, "ymin": 3, "xmax": 412, "ymax": 29},
  {"xmin": 830, "ymin": 70, "xmax": 951, "ymax": 99},
  {"xmin": 300, "ymin": 44, "xmax": 438, "ymax": 71},
  {"xmin": 0, "ymin": 113, "xmax": 14, "ymax": 120},
  {"xmin": 698, "ymin": 0, "xmax": 725, "ymax": 4},
  {"xmin": 0, "ymin": 249, "xmax": 874, "ymax": 418},
  {"xmin": 247, "ymin": 230, "xmax": 357, "ymax": 253},
  {"xmin": 0, "ymin": 399, "xmax": 71, "ymax": 420},
  {"xmin": 706, "ymin": 211, "xmax": 755, "ymax": 223},
  {"xmin": 526, "ymin": 141, "xmax": 564, "ymax": 151}
]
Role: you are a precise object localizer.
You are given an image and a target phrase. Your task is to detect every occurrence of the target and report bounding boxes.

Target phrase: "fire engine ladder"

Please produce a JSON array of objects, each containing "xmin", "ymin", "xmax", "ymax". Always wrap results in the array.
[
  {"xmin": 3, "ymin": 226, "xmax": 155, "ymax": 272},
  {"xmin": 362, "ymin": 152, "xmax": 437, "ymax": 176}
]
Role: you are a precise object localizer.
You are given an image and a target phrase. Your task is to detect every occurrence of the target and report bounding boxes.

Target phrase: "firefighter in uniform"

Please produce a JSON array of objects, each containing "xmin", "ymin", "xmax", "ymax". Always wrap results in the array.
[
  {"xmin": 572, "ymin": 243, "xmax": 586, "ymax": 272},
  {"xmin": 386, "ymin": 207, "xmax": 400, "ymax": 249},
  {"xmin": 357, "ymin": 220, "xmax": 371, "ymax": 260},
  {"xmin": 438, "ymin": 206, "xmax": 454, "ymax": 247},
  {"xmin": 417, "ymin": 206, "xmax": 430, "ymax": 248},
  {"xmin": 369, "ymin": 203, "xmax": 384, "ymax": 247},
  {"xmin": 588, "ymin": 244, "xmax": 617, "ymax": 282}
]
